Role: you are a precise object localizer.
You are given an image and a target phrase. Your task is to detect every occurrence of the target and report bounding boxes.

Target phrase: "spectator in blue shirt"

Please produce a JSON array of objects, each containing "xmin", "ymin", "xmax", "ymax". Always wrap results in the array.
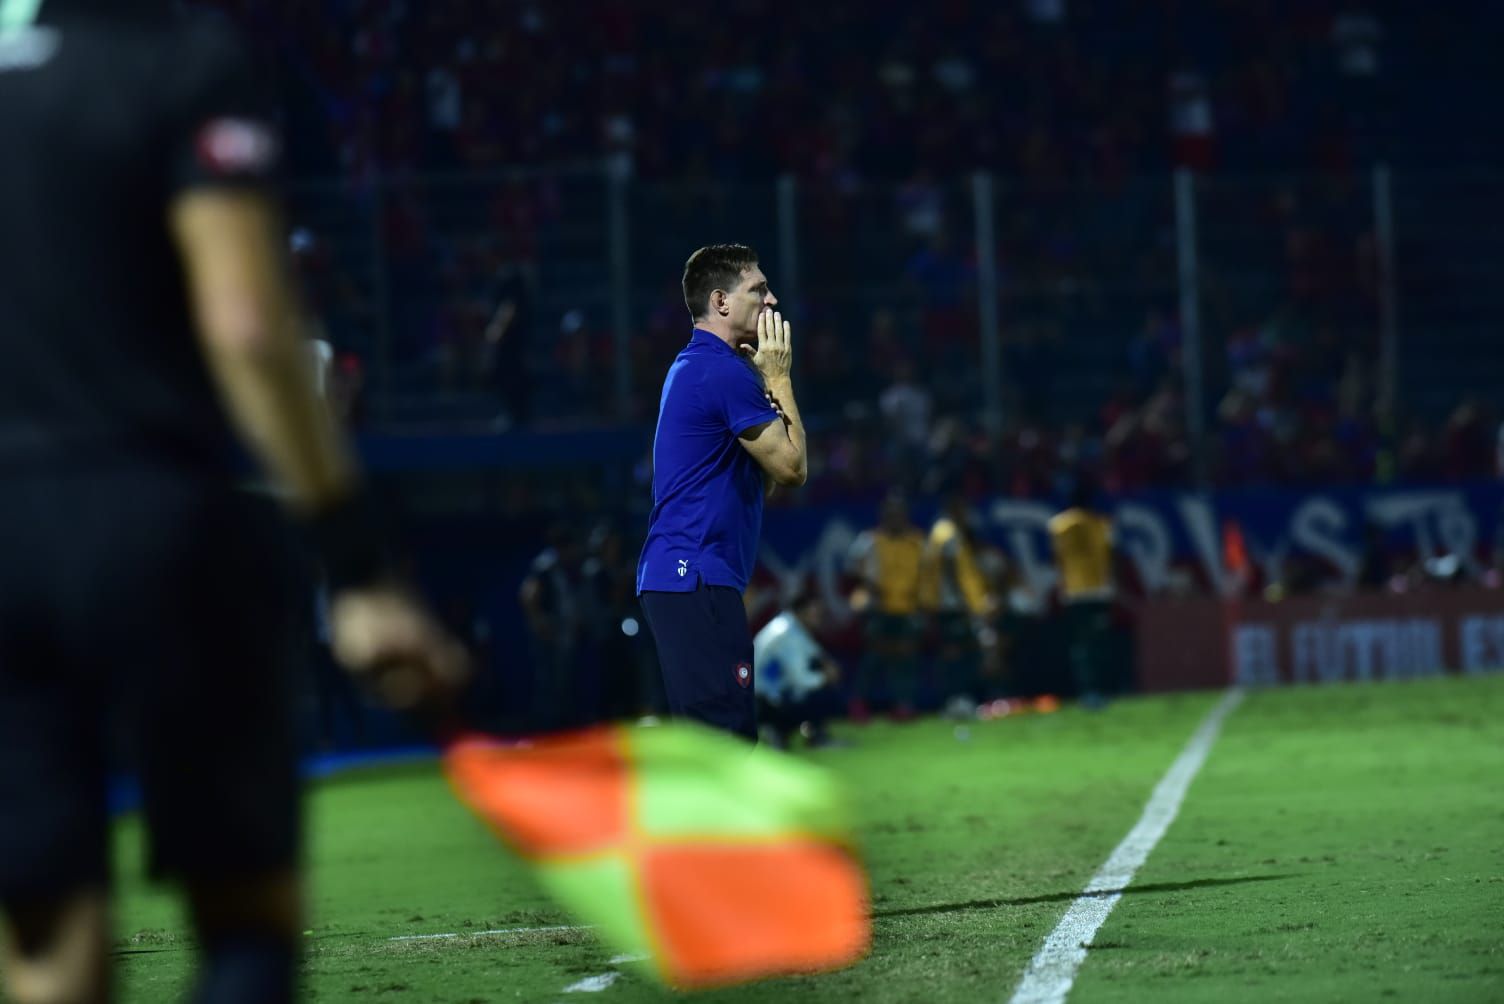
[{"xmin": 636, "ymin": 244, "xmax": 809, "ymax": 740}]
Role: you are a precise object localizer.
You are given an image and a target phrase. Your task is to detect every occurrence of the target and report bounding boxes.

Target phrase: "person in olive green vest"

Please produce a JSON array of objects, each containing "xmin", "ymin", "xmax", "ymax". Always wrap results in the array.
[
  {"xmin": 1048, "ymin": 479, "xmax": 1116, "ymax": 707},
  {"xmin": 847, "ymin": 492, "xmax": 926, "ymax": 721},
  {"xmin": 921, "ymin": 495, "xmax": 996, "ymax": 717}
]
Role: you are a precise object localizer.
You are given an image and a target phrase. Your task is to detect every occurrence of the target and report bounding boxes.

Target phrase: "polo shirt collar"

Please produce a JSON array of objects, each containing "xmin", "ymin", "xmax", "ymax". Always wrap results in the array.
[{"xmin": 691, "ymin": 327, "xmax": 736, "ymax": 354}]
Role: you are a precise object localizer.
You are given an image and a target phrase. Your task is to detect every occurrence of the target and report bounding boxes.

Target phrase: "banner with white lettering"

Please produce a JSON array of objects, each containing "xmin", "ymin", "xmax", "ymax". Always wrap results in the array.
[
  {"xmin": 1137, "ymin": 591, "xmax": 1504, "ymax": 690},
  {"xmin": 757, "ymin": 482, "xmax": 1504, "ymax": 621}
]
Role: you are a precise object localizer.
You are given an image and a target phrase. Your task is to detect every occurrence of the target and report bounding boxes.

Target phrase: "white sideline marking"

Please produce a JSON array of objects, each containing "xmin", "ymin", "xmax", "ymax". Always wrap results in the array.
[
  {"xmin": 388, "ymin": 924, "xmax": 588, "ymax": 943},
  {"xmin": 1008, "ymin": 689, "xmax": 1245, "ymax": 1004},
  {"xmin": 563, "ymin": 972, "xmax": 620, "ymax": 993},
  {"xmin": 557, "ymin": 953, "xmax": 649, "ymax": 995}
]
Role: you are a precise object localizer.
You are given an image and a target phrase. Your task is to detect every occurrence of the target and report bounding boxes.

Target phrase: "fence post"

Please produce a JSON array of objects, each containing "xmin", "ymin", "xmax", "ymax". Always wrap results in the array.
[
  {"xmin": 972, "ymin": 171, "xmax": 1003, "ymax": 436},
  {"xmin": 1173, "ymin": 167, "xmax": 1207, "ymax": 487},
  {"xmin": 367, "ymin": 174, "xmax": 393, "ymax": 423},
  {"xmin": 606, "ymin": 162, "xmax": 633, "ymax": 420},
  {"xmin": 1373, "ymin": 163, "xmax": 1399, "ymax": 461},
  {"xmin": 776, "ymin": 174, "xmax": 800, "ymax": 366}
]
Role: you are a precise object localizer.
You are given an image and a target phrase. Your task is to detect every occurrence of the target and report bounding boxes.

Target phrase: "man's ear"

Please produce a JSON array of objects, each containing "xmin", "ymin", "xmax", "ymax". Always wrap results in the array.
[{"xmin": 709, "ymin": 288, "xmax": 730, "ymax": 317}]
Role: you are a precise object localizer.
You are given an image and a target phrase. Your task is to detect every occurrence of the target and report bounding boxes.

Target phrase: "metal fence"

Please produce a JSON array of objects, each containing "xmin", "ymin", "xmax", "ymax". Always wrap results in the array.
[{"xmin": 291, "ymin": 165, "xmax": 1504, "ymax": 483}]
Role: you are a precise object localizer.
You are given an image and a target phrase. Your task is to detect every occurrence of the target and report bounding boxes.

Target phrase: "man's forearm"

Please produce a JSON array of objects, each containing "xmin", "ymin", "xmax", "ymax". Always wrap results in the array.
[
  {"xmin": 767, "ymin": 375, "xmax": 808, "ymax": 484},
  {"xmin": 204, "ymin": 333, "xmax": 359, "ymax": 513},
  {"xmin": 174, "ymin": 192, "xmax": 358, "ymax": 516}
]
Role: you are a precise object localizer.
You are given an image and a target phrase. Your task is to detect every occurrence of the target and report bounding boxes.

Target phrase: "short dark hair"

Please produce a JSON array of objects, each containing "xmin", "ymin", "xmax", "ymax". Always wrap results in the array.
[{"xmin": 682, "ymin": 244, "xmax": 760, "ymax": 320}]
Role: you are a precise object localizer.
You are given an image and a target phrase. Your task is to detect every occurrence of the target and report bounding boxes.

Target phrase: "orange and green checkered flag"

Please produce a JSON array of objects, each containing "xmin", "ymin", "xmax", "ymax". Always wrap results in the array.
[{"xmin": 442, "ymin": 722, "xmax": 870, "ymax": 989}]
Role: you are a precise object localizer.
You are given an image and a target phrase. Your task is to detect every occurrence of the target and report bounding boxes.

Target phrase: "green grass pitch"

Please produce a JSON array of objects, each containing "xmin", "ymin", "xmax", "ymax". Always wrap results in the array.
[{"xmin": 111, "ymin": 674, "xmax": 1504, "ymax": 1001}]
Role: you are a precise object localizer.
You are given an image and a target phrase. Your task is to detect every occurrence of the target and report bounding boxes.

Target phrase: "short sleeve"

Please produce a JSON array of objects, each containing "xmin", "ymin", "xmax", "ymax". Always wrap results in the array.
[
  {"xmin": 164, "ymin": 15, "xmax": 280, "ymax": 195},
  {"xmin": 712, "ymin": 357, "xmax": 780, "ymax": 436}
]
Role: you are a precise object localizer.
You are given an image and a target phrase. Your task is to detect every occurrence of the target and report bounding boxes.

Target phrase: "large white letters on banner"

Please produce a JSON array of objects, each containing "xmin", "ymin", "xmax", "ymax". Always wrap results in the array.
[
  {"xmin": 988, "ymin": 500, "xmax": 1058, "ymax": 598},
  {"xmin": 1366, "ymin": 492, "xmax": 1478, "ymax": 566},
  {"xmin": 1177, "ymin": 495, "xmax": 1232, "ymax": 596},
  {"xmin": 1290, "ymin": 497, "xmax": 1360, "ymax": 586},
  {"xmin": 759, "ymin": 484, "xmax": 1499, "ymax": 608},
  {"xmin": 1115, "ymin": 504, "xmax": 1172, "ymax": 593}
]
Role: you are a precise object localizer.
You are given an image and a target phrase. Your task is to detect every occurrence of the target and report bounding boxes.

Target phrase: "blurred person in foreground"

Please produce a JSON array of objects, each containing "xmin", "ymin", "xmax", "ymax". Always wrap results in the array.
[
  {"xmin": 636, "ymin": 245, "xmax": 809, "ymax": 741},
  {"xmin": 921, "ymin": 494, "xmax": 996, "ymax": 718},
  {"xmin": 753, "ymin": 593, "xmax": 846, "ymax": 750},
  {"xmin": 0, "ymin": 4, "xmax": 466, "ymax": 1002},
  {"xmin": 846, "ymin": 492, "xmax": 926, "ymax": 722},
  {"xmin": 1048, "ymin": 479, "xmax": 1117, "ymax": 707}
]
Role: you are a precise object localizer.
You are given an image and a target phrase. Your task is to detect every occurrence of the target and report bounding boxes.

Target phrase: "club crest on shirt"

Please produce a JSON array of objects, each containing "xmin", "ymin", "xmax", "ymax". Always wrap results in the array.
[
  {"xmin": 194, "ymin": 117, "xmax": 279, "ymax": 175},
  {"xmin": 735, "ymin": 662, "xmax": 752, "ymax": 688}
]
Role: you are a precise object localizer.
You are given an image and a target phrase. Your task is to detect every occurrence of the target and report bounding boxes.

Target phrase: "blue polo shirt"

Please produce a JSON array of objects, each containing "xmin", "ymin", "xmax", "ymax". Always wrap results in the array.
[{"xmin": 637, "ymin": 328, "xmax": 780, "ymax": 594}]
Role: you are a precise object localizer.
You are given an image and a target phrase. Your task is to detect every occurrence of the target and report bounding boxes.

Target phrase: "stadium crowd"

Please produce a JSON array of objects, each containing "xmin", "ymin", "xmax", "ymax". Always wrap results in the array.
[
  {"xmin": 191, "ymin": 0, "xmax": 1499, "ymax": 500},
  {"xmin": 205, "ymin": 0, "xmax": 1393, "ymax": 182},
  {"xmin": 179, "ymin": 0, "xmax": 1502, "ymax": 736}
]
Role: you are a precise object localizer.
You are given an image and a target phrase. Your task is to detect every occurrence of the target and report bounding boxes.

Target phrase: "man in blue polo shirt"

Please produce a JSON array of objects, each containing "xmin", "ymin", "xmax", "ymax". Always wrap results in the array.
[{"xmin": 637, "ymin": 244, "xmax": 809, "ymax": 740}]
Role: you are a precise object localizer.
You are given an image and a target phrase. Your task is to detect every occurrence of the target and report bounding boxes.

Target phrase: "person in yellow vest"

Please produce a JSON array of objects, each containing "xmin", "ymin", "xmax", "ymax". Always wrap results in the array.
[
  {"xmin": 847, "ymin": 492, "xmax": 926, "ymax": 721},
  {"xmin": 921, "ymin": 494, "xmax": 996, "ymax": 718},
  {"xmin": 1048, "ymin": 480, "xmax": 1116, "ymax": 707}
]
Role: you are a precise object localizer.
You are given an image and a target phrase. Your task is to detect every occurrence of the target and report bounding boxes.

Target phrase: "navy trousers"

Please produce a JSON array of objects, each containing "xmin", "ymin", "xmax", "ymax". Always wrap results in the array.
[{"xmin": 639, "ymin": 582, "xmax": 756, "ymax": 741}]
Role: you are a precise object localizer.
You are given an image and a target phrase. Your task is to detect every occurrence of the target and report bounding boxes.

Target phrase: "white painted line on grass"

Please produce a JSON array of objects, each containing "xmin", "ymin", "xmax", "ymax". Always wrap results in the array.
[
  {"xmin": 388, "ymin": 924, "xmax": 589, "ymax": 943},
  {"xmin": 562, "ymin": 972, "xmax": 621, "ymax": 993},
  {"xmin": 1008, "ymin": 689, "xmax": 1245, "ymax": 1004},
  {"xmin": 555, "ymin": 952, "xmax": 650, "ymax": 996}
]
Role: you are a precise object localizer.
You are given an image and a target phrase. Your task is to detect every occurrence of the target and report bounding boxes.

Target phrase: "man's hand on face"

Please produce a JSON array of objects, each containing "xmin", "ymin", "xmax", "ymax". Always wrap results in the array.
[{"xmin": 740, "ymin": 308, "xmax": 792, "ymax": 383}]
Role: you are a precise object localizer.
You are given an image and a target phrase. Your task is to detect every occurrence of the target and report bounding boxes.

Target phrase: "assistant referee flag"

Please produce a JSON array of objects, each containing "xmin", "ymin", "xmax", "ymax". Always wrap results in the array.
[{"xmin": 443, "ymin": 722, "xmax": 870, "ymax": 989}]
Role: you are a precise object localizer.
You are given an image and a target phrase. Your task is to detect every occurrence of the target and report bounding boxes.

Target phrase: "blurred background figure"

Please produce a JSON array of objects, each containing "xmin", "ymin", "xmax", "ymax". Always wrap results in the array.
[
  {"xmin": 847, "ymin": 492, "xmax": 927, "ymax": 722},
  {"xmin": 1048, "ymin": 479, "xmax": 1118, "ymax": 707},
  {"xmin": 753, "ymin": 593, "xmax": 846, "ymax": 750},
  {"xmin": 922, "ymin": 494, "xmax": 997, "ymax": 718},
  {"xmin": 519, "ymin": 524, "xmax": 587, "ymax": 729},
  {"xmin": 480, "ymin": 256, "xmax": 534, "ymax": 429},
  {"xmin": 580, "ymin": 520, "xmax": 655, "ymax": 722}
]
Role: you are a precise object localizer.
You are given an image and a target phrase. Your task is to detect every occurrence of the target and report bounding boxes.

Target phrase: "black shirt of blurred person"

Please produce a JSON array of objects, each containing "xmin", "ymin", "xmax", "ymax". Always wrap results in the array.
[
  {"xmin": 1047, "ymin": 481, "xmax": 1118, "ymax": 705},
  {"xmin": 520, "ymin": 527, "xmax": 591, "ymax": 729},
  {"xmin": 0, "ymin": 4, "xmax": 263, "ymax": 469},
  {"xmin": 846, "ymin": 492, "xmax": 926, "ymax": 720},
  {"xmin": 752, "ymin": 593, "xmax": 845, "ymax": 750}
]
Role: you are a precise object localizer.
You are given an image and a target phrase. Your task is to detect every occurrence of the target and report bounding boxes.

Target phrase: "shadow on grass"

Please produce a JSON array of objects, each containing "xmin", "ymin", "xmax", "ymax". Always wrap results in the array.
[
  {"xmin": 113, "ymin": 876, "xmax": 1295, "ymax": 956},
  {"xmin": 873, "ymin": 873, "xmax": 1294, "ymax": 919}
]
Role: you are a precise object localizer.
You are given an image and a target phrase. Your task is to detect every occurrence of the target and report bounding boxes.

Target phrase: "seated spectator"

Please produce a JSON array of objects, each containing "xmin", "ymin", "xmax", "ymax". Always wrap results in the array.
[
  {"xmin": 753, "ymin": 594, "xmax": 845, "ymax": 750},
  {"xmin": 879, "ymin": 358, "xmax": 933, "ymax": 484}
]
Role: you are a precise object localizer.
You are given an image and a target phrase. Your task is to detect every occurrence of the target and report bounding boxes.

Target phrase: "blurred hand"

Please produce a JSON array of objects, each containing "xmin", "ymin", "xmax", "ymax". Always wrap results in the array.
[
  {"xmin": 847, "ymin": 586, "xmax": 872, "ymax": 613},
  {"xmin": 741, "ymin": 308, "xmax": 792, "ymax": 382},
  {"xmin": 329, "ymin": 584, "xmax": 471, "ymax": 711}
]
